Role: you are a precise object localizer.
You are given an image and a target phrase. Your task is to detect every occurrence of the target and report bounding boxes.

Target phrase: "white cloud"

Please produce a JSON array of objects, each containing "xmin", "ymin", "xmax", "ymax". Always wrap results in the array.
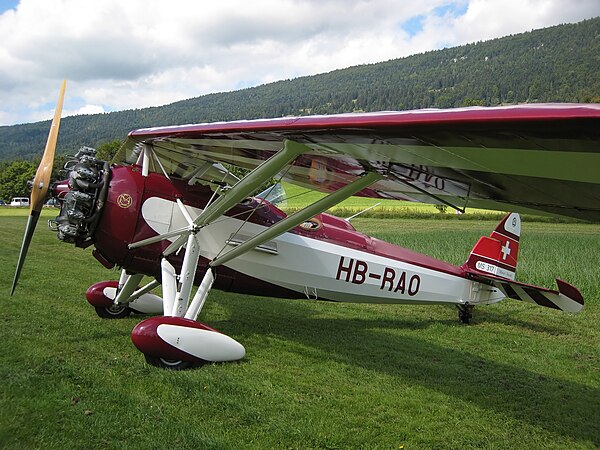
[
  {"xmin": 449, "ymin": 0, "xmax": 600, "ymax": 43},
  {"xmin": 0, "ymin": 0, "xmax": 598, "ymax": 125},
  {"xmin": 71, "ymin": 104, "xmax": 105, "ymax": 116}
]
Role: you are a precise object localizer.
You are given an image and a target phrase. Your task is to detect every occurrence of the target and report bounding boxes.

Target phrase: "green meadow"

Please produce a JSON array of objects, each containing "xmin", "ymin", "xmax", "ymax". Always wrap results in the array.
[{"xmin": 1, "ymin": 208, "xmax": 599, "ymax": 449}]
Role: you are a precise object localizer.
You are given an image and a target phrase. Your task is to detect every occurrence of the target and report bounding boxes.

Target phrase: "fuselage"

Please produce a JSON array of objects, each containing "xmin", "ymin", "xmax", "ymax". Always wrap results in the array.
[{"xmin": 57, "ymin": 164, "xmax": 503, "ymax": 306}]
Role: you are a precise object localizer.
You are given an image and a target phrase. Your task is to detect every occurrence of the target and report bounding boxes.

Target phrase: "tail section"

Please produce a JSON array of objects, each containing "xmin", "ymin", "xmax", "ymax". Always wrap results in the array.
[
  {"xmin": 465, "ymin": 212, "xmax": 520, "ymax": 280},
  {"xmin": 463, "ymin": 213, "xmax": 584, "ymax": 313}
]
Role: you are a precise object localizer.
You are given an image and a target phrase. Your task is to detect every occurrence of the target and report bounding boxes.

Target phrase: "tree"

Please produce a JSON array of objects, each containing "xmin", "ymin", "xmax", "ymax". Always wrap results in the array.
[
  {"xmin": 0, "ymin": 160, "xmax": 36, "ymax": 201},
  {"xmin": 96, "ymin": 139, "xmax": 123, "ymax": 162}
]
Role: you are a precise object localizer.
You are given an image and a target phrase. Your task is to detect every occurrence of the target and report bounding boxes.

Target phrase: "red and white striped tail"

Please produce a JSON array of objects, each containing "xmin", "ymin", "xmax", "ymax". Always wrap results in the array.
[
  {"xmin": 491, "ymin": 277, "xmax": 584, "ymax": 313},
  {"xmin": 465, "ymin": 212, "xmax": 521, "ymax": 280}
]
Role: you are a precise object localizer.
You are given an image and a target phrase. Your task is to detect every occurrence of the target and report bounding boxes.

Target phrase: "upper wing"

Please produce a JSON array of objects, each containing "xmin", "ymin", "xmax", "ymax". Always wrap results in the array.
[{"xmin": 119, "ymin": 104, "xmax": 600, "ymax": 221}]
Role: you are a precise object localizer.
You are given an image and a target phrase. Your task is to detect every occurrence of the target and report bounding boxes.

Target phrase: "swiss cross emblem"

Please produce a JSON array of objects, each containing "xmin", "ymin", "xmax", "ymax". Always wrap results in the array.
[{"xmin": 501, "ymin": 241, "xmax": 511, "ymax": 260}]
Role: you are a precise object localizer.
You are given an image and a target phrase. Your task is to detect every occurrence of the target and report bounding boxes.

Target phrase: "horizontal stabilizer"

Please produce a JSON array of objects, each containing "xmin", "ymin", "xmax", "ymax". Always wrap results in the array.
[{"xmin": 466, "ymin": 270, "xmax": 584, "ymax": 313}]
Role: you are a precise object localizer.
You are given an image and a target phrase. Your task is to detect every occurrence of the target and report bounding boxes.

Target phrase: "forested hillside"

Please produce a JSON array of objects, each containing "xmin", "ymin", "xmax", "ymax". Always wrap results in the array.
[{"xmin": 1, "ymin": 17, "xmax": 598, "ymax": 162}]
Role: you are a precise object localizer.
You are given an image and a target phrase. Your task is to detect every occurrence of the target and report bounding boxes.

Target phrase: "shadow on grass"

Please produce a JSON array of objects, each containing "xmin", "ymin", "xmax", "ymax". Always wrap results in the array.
[
  {"xmin": 481, "ymin": 310, "xmax": 573, "ymax": 335},
  {"xmin": 216, "ymin": 296, "xmax": 599, "ymax": 446}
]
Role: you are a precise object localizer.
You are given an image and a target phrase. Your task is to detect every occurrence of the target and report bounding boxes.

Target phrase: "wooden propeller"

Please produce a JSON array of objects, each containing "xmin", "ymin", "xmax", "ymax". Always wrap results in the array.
[{"xmin": 10, "ymin": 80, "xmax": 66, "ymax": 295}]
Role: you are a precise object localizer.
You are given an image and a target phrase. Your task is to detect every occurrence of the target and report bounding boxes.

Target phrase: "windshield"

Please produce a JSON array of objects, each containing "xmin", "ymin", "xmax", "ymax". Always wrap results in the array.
[{"xmin": 255, "ymin": 183, "xmax": 287, "ymax": 207}]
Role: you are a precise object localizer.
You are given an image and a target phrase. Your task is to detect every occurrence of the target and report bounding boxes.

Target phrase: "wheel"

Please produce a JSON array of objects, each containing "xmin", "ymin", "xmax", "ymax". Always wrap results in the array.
[
  {"xmin": 94, "ymin": 304, "xmax": 132, "ymax": 319},
  {"xmin": 144, "ymin": 354, "xmax": 200, "ymax": 370}
]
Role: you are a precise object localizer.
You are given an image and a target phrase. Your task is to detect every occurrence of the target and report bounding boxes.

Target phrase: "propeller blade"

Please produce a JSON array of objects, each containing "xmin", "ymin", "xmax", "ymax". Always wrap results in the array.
[
  {"xmin": 10, "ymin": 80, "xmax": 66, "ymax": 295},
  {"xmin": 31, "ymin": 79, "xmax": 66, "ymax": 213},
  {"xmin": 10, "ymin": 213, "xmax": 40, "ymax": 296}
]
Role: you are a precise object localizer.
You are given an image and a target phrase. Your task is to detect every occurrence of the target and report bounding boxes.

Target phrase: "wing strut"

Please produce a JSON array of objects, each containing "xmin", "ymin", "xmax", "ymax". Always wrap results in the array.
[
  {"xmin": 210, "ymin": 171, "xmax": 382, "ymax": 268},
  {"xmin": 143, "ymin": 145, "xmax": 171, "ymax": 180},
  {"xmin": 157, "ymin": 169, "xmax": 381, "ymax": 324},
  {"xmin": 161, "ymin": 139, "xmax": 308, "ymax": 256}
]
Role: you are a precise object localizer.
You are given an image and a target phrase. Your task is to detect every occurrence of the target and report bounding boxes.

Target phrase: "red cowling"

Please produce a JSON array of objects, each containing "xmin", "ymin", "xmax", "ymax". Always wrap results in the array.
[{"xmin": 86, "ymin": 281, "xmax": 119, "ymax": 307}]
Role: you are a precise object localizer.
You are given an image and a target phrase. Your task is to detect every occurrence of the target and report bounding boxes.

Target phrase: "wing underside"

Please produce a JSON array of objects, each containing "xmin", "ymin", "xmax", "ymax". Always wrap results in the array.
[{"xmin": 118, "ymin": 104, "xmax": 600, "ymax": 221}]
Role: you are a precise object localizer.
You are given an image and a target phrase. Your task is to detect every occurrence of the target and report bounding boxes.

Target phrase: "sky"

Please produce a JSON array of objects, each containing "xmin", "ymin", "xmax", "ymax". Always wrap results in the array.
[{"xmin": 0, "ymin": 0, "xmax": 598, "ymax": 126}]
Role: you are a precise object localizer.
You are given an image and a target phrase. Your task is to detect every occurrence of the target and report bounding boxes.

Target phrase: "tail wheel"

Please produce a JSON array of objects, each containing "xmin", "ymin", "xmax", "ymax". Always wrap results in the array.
[
  {"xmin": 457, "ymin": 304, "xmax": 474, "ymax": 324},
  {"xmin": 94, "ymin": 304, "xmax": 132, "ymax": 319},
  {"xmin": 144, "ymin": 355, "xmax": 199, "ymax": 370}
]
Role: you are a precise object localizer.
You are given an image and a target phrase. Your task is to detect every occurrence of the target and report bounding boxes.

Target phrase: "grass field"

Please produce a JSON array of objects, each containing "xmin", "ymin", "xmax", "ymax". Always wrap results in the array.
[{"xmin": 1, "ymin": 208, "xmax": 599, "ymax": 449}]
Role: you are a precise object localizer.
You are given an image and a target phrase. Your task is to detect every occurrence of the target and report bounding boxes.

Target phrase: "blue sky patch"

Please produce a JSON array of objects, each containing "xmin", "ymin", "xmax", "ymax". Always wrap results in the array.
[
  {"xmin": 0, "ymin": 0, "xmax": 19, "ymax": 14},
  {"xmin": 433, "ymin": 2, "xmax": 469, "ymax": 18},
  {"xmin": 401, "ymin": 2, "xmax": 468, "ymax": 37},
  {"xmin": 401, "ymin": 15, "xmax": 425, "ymax": 37}
]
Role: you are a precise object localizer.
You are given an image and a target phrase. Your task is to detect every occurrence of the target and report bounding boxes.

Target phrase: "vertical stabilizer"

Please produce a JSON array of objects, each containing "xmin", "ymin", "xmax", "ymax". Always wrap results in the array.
[{"xmin": 464, "ymin": 213, "xmax": 521, "ymax": 280}]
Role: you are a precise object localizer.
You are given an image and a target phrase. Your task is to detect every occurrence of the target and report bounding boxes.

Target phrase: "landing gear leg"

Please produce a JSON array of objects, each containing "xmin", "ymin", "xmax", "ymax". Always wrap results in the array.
[
  {"xmin": 86, "ymin": 272, "xmax": 163, "ymax": 319},
  {"xmin": 457, "ymin": 304, "xmax": 474, "ymax": 324},
  {"xmin": 131, "ymin": 231, "xmax": 245, "ymax": 369}
]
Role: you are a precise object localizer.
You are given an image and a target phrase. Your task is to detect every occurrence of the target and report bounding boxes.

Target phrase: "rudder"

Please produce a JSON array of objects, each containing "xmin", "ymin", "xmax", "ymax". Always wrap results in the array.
[{"xmin": 464, "ymin": 212, "xmax": 521, "ymax": 280}]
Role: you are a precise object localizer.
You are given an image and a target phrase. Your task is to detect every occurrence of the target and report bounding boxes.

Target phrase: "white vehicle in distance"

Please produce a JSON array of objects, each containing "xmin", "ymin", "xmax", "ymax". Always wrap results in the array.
[{"xmin": 10, "ymin": 197, "xmax": 30, "ymax": 207}]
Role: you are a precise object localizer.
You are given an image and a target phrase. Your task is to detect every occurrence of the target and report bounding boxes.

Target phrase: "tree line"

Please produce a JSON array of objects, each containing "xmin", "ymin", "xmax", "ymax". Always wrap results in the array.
[{"xmin": 0, "ymin": 141, "xmax": 121, "ymax": 202}]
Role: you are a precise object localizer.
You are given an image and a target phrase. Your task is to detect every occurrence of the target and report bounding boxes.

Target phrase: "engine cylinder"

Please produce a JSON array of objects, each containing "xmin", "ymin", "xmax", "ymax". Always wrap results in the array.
[{"xmin": 50, "ymin": 147, "xmax": 110, "ymax": 246}]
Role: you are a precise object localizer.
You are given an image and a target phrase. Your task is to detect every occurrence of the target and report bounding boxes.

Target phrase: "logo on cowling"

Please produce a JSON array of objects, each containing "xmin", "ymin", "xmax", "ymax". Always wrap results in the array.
[{"xmin": 117, "ymin": 193, "xmax": 133, "ymax": 209}]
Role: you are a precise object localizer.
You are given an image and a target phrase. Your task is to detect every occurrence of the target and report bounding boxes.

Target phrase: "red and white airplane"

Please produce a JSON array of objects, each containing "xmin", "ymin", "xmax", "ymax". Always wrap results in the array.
[{"xmin": 10, "ymin": 81, "xmax": 599, "ymax": 369}]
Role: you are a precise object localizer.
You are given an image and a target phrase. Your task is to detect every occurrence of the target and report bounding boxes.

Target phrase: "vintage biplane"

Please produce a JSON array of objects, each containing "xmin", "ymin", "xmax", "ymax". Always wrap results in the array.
[{"xmin": 10, "ymin": 81, "xmax": 600, "ymax": 369}]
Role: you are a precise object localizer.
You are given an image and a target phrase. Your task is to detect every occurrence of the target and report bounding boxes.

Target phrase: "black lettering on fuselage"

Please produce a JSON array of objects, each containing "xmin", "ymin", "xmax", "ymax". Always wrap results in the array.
[
  {"xmin": 352, "ymin": 260, "xmax": 368, "ymax": 284},
  {"xmin": 335, "ymin": 256, "xmax": 421, "ymax": 296},
  {"xmin": 336, "ymin": 256, "xmax": 354, "ymax": 282},
  {"xmin": 381, "ymin": 267, "xmax": 395, "ymax": 291}
]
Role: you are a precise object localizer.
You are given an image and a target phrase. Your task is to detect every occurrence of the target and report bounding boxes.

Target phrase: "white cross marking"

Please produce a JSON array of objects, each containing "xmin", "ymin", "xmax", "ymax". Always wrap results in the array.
[{"xmin": 501, "ymin": 241, "xmax": 511, "ymax": 260}]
